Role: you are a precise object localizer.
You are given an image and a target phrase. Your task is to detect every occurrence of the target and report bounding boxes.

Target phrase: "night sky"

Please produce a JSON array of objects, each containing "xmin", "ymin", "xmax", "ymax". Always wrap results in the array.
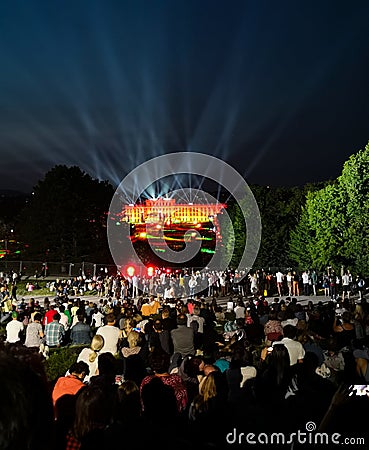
[{"xmin": 1, "ymin": 0, "xmax": 369, "ymax": 194}]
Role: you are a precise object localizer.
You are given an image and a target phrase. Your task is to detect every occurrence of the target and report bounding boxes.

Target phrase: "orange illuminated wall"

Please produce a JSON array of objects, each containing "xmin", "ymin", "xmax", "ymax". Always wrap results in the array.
[{"xmin": 121, "ymin": 198, "xmax": 226, "ymax": 225}]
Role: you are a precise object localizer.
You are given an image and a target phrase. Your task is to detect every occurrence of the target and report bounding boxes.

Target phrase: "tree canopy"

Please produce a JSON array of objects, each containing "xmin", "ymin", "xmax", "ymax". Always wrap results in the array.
[
  {"xmin": 289, "ymin": 143, "xmax": 369, "ymax": 276},
  {"xmin": 16, "ymin": 165, "xmax": 114, "ymax": 263}
]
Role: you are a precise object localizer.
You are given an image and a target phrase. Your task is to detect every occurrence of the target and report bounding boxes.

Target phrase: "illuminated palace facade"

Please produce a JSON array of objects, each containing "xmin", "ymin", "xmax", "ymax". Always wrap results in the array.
[
  {"xmin": 122, "ymin": 198, "xmax": 226, "ymax": 225},
  {"xmin": 120, "ymin": 198, "xmax": 226, "ymax": 265}
]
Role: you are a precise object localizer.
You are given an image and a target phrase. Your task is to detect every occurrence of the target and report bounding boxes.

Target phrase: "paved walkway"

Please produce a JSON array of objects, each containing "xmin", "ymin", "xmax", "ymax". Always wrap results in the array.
[{"xmin": 18, "ymin": 291, "xmax": 357, "ymax": 308}]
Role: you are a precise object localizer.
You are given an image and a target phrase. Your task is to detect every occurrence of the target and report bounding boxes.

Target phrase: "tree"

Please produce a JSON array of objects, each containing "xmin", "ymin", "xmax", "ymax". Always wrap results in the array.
[
  {"xmin": 339, "ymin": 144, "xmax": 369, "ymax": 274},
  {"xmin": 289, "ymin": 205, "xmax": 314, "ymax": 270},
  {"xmin": 289, "ymin": 142, "xmax": 369, "ymax": 276},
  {"xmin": 16, "ymin": 165, "xmax": 114, "ymax": 263}
]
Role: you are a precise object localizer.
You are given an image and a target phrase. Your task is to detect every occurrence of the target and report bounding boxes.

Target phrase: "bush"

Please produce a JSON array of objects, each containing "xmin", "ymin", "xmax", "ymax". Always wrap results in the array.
[{"xmin": 43, "ymin": 345, "xmax": 87, "ymax": 383}]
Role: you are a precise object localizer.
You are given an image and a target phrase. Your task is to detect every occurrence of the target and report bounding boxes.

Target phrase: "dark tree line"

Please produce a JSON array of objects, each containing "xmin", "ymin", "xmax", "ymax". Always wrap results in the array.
[{"xmin": 14, "ymin": 165, "xmax": 114, "ymax": 264}]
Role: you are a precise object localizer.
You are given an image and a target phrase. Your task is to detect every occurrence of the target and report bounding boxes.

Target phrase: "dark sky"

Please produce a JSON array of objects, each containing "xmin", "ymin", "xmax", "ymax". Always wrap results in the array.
[{"xmin": 1, "ymin": 0, "xmax": 369, "ymax": 194}]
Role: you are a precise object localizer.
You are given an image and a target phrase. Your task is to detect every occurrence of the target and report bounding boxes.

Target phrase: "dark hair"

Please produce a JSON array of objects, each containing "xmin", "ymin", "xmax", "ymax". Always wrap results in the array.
[
  {"xmin": 283, "ymin": 324, "xmax": 297, "ymax": 339},
  {"xmin": 70, "ymin": 361, "xmax": 90, "ymax": 376},
  {"xmin": 269, "ymin": 343, "xmax": 291, "ymax": 385},
  {"xmin": 106, "ymin": 313, "xmax": 115, "ymax": 323},
  {"xmin": 72, "ymin": 385, "xmax": 113, "ymax": 441},
  {"xmin": 33, "ymin": 312, "xmax": 42, "ymax": 322},
  {"xmin": 0, "ymin": 350, "xmax": 54, "ymax": 450},
  {"xmin": 149, "ymin": 348, "xmax": 170, "ymax": 374},
  {"xmin": 53, "ymin": 312, "xmax": 61, "ymax": 321},
  {"xmin": 177, "ymin": 314, "xmax": 187, "ymax": 326}
]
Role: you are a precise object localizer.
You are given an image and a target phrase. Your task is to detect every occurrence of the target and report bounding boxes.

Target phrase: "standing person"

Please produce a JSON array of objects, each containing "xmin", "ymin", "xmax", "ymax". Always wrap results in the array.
[
  {"xmin": 286, "ymin": 272, "xmax": 293, "ymax": 296},
  {"xmin": 341, "ymin": 272, "xmax": 351, "ymax": 301},
  {"xmin": 24, "ymin": 312, "xmax": 44, "ymax": 350},
  {"xmin": 357, "ymin": 275, "xmax": 365, "ymax": 300},
  {"xmin": 322, "ymin": 273, "xmax": 330, "ymax": 297},
  {"xmin": 292, "ymin": 271, "xmax": 300, "ymax": 297},
  {"xmin": 0, "ymin": 285, "xmax": 12, "ymax": 323},
  {"xmin": 249, "ymin": 272, "xmax": 259, "ymax": 296},
  {"xmin": 311, "ymin": 270, "xmax": 318, "ymax": 296},
  {"xmin": 189, "ymin": 275, "xmax": 197, "ymax": 298},
  {"xmin": 302, "ymin": 270, "xmax": 310, "ymax": 296},
  {"xmin": 329, "ymin": 272, "xmax": 337, "ymax": 301},
  {"xmin": 96, "ymin": 313, "xmax": 122, "ymax": 356},
  {"xmin": 132, "ymin": 274, "xmax": 139, "ymax": 298},
  {"xmin": 6, "ymin": 311, "xmax": 24, "ymax": 344},
  {"xmin": 275, "ymin": 270, "xmax": 284, "ymax": 297}
]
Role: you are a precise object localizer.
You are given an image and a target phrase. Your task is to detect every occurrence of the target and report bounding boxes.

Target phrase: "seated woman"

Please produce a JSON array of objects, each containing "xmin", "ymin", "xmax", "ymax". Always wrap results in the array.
[
  {"xmin": 140, "ymin": 348, "xmax": 188, "ymax": 415},
  {"xmin": 121, "ymin": 330, "xmax": 148, "ymax": 387}
]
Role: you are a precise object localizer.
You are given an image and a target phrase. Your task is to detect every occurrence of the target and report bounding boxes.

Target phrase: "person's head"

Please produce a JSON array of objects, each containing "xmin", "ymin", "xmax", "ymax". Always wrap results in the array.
[
  {"xmin": 161, "ymin": 308, "xmax": 170, "ymax": 319},
  {"xmin": 149, "ymin": 348, "xmax": 171, "ymax": 374},
  {"xmin": 342, "ymin": 311, "xmax": 352, "ymax": 324},
  {"xmin": 105, "ymin": 313, "xmax": 115, "ymax": 325},
  {"xmin": 96, "ymin": 352, "xmax": 117, "ymax": 378},
  {"xmin": 199, "ymin": 370, "xmax": 227, "ymax": 402},
  {"xmin": 193, "ymin": 306, "xmax": 201, "ymax": 316},
  {"xmin": 141, "ymin": 376, "xmax": 178, "ymax": 423},
  {"xmin": 11, "ymin": 311, "xmax": 18, "ymax": 320},
  {"xmin": 302, "ymin": 351, "xmax": 320, "ymax": 374},
  {"xmin": 89, "ymin": 335, "xmax": 104, "ymax": 363},
  {"xmin": 72, "ymin": 385, "xmax": 113, "ymax": 442},
  {"xmin": 269, "ymin": 343, "xmax": 291, "ymax": 383},
  {"xmin": 77, "ymin": 313, "xmax": 85, "ymax": 323},
  {"xmin": 127, "ymin": 330, "xmax": 141, "ymax": 348},
  {"xmin": 53, "ymin": 312, "xmax": 61, "ymax": 322},
  {"xmin": 153, "ymin": 318, "xmax": 163, "ymax": 331},
  {"xmin": 33, "ymin": 312, "xmax": 42, "ymax": 322},
  {"xmin": 283, "ymin": 324, "xmax": 297, "ymax": 339},
  {"xmin": 0, "ymin": 350, "xmax": 54, "ymax": 450},
  {"xmin": 69, "ymin": 361, "xmax": 89, "ymax": 380},
  {"xmin": 115, "ymin": 380, "xmax": 141, "ymax": 423},
  {"xmin": 182, "ymin": 355, "xmax": 204, "ymax": 378},
  {"xmin": 177, "ymin": 314, "xmax": 187, "ymax": 326}
]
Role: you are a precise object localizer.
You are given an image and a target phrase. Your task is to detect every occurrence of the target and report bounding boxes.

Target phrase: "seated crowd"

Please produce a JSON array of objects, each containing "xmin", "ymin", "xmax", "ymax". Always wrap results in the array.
[{"xmin": 1, "ymin": 291, "xmax": 369, "ymax": 449}]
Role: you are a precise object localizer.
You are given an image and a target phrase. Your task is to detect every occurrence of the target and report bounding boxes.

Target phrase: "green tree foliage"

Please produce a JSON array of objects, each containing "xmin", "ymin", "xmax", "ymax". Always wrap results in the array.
[
  {"xmin": 306, "ymin": 183, "xmax": 347, "ymax": 270},
  {"xmin": 289, "ymin": 205, "xmax": 314, "ymax": 269},
  {"xmin": 290, "ymin": 143, "xmax": 369, "ymax": 276},
  {"xmin": 221, "ymin": 183, "xmax": 323, "ymax": 271},
  {"xmin": 16, "ymin": 165, "xmax": 114, "ymax": 263},
  {"xmin": 339, "ymin": 145, "xmax": 369, "ymax": 274}
]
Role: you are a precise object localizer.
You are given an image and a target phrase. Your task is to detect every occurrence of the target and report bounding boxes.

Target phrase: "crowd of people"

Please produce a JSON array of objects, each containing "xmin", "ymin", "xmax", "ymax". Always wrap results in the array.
[{"xmin": 1, "ymin": 268, "xmax": 369, "ymax": 449}]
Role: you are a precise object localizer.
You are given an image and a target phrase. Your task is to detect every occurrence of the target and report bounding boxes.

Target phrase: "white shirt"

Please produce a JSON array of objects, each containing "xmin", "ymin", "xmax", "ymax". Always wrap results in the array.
[
  {"xmin": 91, "ymin": 311, "xmax": 105, "ymax": 328},
  {"xmin": 6, "ymin": 319, "xmax": 24, "ymax": 343},
  {"xmin": 96, "ymin": 324, "xmax": 121, "ymax": 355},
  {"xmin": 302, "ymin": 272, "xmax": 309, "ymax": 284},
  {"xmin": 77, "ymin": 347, "xmax": 99, "ymax": 382},
  {"xmin": 276, "ymin": 272, "xmax": 284, "ymax": 283},
  {"xmin": 234, "ymin": 305, "xmax": 246, "ymax": 319},
  {"xmin": 277, "ymin": 337, "xmax": 305, "ymax": 365},
  {"xmin": 342, "ymin": 274, "xmax": 350, "ymax": 286}
]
